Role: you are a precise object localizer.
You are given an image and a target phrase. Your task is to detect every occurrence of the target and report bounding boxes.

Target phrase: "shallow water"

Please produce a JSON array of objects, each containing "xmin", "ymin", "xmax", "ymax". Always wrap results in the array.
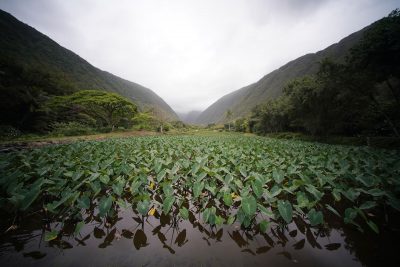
[{"xmin": 1, "ymin": 207, "xmax": 399, "ymax": 267}]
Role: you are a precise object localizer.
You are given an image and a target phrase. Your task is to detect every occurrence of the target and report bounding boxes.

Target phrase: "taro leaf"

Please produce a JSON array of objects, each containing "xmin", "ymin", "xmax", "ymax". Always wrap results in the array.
[
  {"xmin": 20, "ymin": 178, "xmax": 43, "ymax": 211},
  {"xmin": 163, "ymin": 183, "xmax": 174, "ymax": 197},
  {"xmin": 137, "ymin": 200, "xmax": 150, "ymax": 216},
  {"xmin": 98, "ymin": 196, "xmax": 113, "ymax": 217},
  {"xmin": 77, "ymin": 195, "xmax": 90, "ymax": 210},
  {"xmin": 99, "ymin": 175, "xmax": 110, "ymax": 184},
  {"xmin": 293, "ymin": 239, "xmax": 305, "ymax": 250},
  {"xmin": 197, "ymin": 172, "xmax": 207, "ymax": 181},
  {"xmin": 356, "ymin": 175, "xmax": 376, "ymax": 187},
  {"xmin": 179, "ymin": 207, "xmax": 189, "ymax": 220},
  {"xmin": 227, "ymin": 216, "xmax": 235, "ymax": 225},
  {"xmin": 241, "ymin": 195, "xmax": 257, "ymax": 217},
  {"xmin": 367, "ymin": 220, "xmax": 379, "ymax": 234},
  {"xmin": 223, "ymin": 192, "xmax": 233, "ymax": 206},
  {"xmin": 387, "ymin": 197, "xmax": 400, "ymax": 211},
  {"xmin": 175, "ymin": 229, "xmax": 187, "ymax": 247},
  {"xmin": 360, "ymin": 201, "xmax": 377, "ymax": 210},
  {"xmin": 364, "ymin": 188, "xmax": 386, "ymax": 197},
  {"xmin": 273, "ymin": 169, "xmax": 285, "ymax": 184},
  {"xmin": 296, "ymin": 191, "xmax": 309, "ymax": 208},
  {"xmin": 208, "ymin": 207, "xmax": 217, "ymax": 225},
  {"xmin": 193, "ymin": 181, "xmax": 204, "ymax": 198},
  {"xmin": 277, "ymin": 200, "xmax": 293, "ymax": 224},
  {"xmin": 74, "ymin": 221, "xmax": 85, "ymax": 235},
  {"xmin": 343, "ymin": 188, "xmax": 360, "ymax": 202},
  {"xmin": 157, "ymin": 169, "xmax": 167, "ymax": 182},
  {"xmin": 215, "ymin": 215, "xmax": 224, "ymax": 226},
  {"xmin": 163, "ymin": 196, "xmax": 175, "ymax": 214},
  {"xmin": 332, "ymin": 189, "xmax": 341, "ymax": 201},
  {"xmin": 307, "ymin": 209, "xmax": 324, "ymax": 226},
  {"xmin": 45, "ymin": 230, "xmax": 58, "ymax": 241},
  {"xmin": 203, "ymin": 208, "xmax": 211, "ymax": 224},
  {"xmin": 258, "ymin": 204, "xmax": 274, "ymax": 218},
  {"xmin": 252, "ymin": 179, "xmax": 263, "ymax": 198},
  {"xmin": 344, "ymin": 208, "xmax": 357, "ymax": 224},
  {"xmin": 305, "ymin": 185, "xmax": 324, "ymax": 201},
  {"xmin": 259, "ymin": 220, "xmax": 270, "ymax": 233},
  {"xmin": 325, "ymin": 243, "xmax": 341, "ymax": 250},
  {"xmin": 133, "ymin": 229, "xmax": 148, "ymax": 250},
  {"xmin": 326, "ymin": 204, "xmax": 341, "ymax": 217},
  {"xmin": 112, "ymin": 182, "xmax": 124, "ymax": 196}
]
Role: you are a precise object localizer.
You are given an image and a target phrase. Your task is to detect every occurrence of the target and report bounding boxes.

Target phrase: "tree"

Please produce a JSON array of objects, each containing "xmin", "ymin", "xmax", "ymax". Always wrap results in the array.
[
  {"xmin": 225, "ymin": 109, "xmax": 233, "ymax": 131},
  {"xmin": 46, "ymin": 90, "xmax": 137, "ymax": 131}
]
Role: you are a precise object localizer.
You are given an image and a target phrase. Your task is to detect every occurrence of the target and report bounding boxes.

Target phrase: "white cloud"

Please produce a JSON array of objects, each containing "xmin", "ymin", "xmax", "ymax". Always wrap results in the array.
[{"xmin": 1, "ymin": 0, "xmax": 398, "ymax": 113}]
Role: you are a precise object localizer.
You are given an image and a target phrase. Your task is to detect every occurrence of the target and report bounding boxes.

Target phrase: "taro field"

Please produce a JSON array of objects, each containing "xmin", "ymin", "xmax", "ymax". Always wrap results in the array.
[{"xmin": 0, "ymin": 135, "xmax": 400, "ymax": 266}]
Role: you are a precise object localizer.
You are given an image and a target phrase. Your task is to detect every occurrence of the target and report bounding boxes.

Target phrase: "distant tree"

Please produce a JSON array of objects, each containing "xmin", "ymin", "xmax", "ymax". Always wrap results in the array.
[
  {"xmin": 225, "ymin": 109, "xmax": 233, "ymax": 131},
  {"xmin": 46, "ymin": 90, "xmax": 137, "ymax": 131}
]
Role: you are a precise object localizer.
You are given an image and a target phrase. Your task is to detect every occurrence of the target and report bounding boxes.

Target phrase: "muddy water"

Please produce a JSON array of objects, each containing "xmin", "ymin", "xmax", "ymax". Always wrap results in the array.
[{"xmin": 1, "ymin": 207, "xmax": 399, "ymax": 267}]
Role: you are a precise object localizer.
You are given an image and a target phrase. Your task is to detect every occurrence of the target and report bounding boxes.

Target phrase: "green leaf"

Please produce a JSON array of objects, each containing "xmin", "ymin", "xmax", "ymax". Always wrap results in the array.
[
  {"xmin": 359, "ymin": 201, "xmax": 377, "ymax": 210},
  {"xmin": 277, "ymin": 200, "xmax": 293, "ymax": 224},
  {"xmin": 258, "ymin": 204, "xmax": 274, "ymax": 218},
  {"xmin": 112, "ymin": 182, "xmax": 124, "ymax": 196},
  {"xmin": 227, "ymin": 215, "xmax": 235, "ymax": 225},
  {"xmin": 98, "ymin": 196, "xmax": 113, "ymax": 217},
  {"xmin": 193, "ymin": 181, "xmax": 204, "ymax": 198},
  {"xmin": 366, "ymin": 220, "xmax": 379, "ymax": 234},
  {"xmin": 20, "ymin": 180, "xmax": 43, "ymax": 211},
  {"xmin": 157, "ymin": 169, "xmax": 167, "ymax": 182},
  {"xmin": 259, "ymin": 220, "xmax": 270, "ymax": 233},
  {"xmin": 296, "ymin": 191, "xmax": 309, "ymax": 208},
  {"xmin": 99, "ymin": 175, "xmax": 110, "ymax": 184},
  {"xmin": 241, "ymin": 195, "xmax": 257, "ymax": 217},
  {"xmin": 77, "ymin": 195, "xmax": 90, "ymax": 210},
  {"xmin": 203, "ymin": 208, "xmax": 211, "ymax": 223},
  {"xmin": 215, "ymin": 215, "xmax": 224, "ymax": 226},
  {"xmin": 179, "ymin": 207, "xmax": 189, "ymax": 220},
  {"xmin": 223, "ymin": 192, "xmax": 233, "ymax": 206},
  {"xmin": 163, "ymin": 196, "xmax": 175, "ymax": 214},
  {"xmin": 326, "ymin": 204, "xmax": 341, "ymax": 217},
  {"xmin": 252, "ymin": 179, "xmax": 263, "ymax": 198},
  {"xmin": 344, "ymin": 208, "xmax": 357, "ymax": 224},
  {"xmin": 307, "ymin": 209, "xmax": 324, "ymax": 226},
  {"xmin": 137, "ymin": 200, "xmax": 150, "ymax": 216},
  {"xmin": 272, "ymin": 169, "xmax": 285, "ymax": 184},
  {"xmin": 74, "ymin": 221, "xmax": 85, "ymax": 235},
  {"xmin": 45, "ymin": 230, "xmax": 59, "ymax": 241}
]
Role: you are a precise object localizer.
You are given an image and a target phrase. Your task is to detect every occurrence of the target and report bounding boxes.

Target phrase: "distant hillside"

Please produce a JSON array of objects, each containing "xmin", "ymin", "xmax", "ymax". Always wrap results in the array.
[
  {"xmin": 0, "ymin": 9, "xmax": 178, "ymax": 120},
  {"xmin": 196, "ymin": 27, "xmax": 366, "ymax": 124},
  {"xmin": 178, "ymin": 110, "xmax": 202, "ymax": 124}
]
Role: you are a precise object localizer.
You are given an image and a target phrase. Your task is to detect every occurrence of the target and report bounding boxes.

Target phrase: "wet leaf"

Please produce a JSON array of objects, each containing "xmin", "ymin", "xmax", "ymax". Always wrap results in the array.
[
  {"xmin": 278, "ymin": 200, "xmax": 293, "ymax": 224},
  {"xmin": 45, "ymin": 230, "xmax": 58, "ymax": 241}
]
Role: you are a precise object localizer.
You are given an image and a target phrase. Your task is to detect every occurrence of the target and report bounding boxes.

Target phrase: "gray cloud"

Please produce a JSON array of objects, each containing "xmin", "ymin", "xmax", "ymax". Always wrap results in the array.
[{"xmin": 0, "ymin": 0, "xmax": 398, "ymax": 113}]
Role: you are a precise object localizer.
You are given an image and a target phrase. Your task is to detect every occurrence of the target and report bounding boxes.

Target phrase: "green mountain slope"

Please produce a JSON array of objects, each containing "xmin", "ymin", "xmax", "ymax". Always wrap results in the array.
[
  {"xmin": 0, "ymin": 9, "xmax": 178, "ymax": 120},
  {"xmin": 196, "ymin": 28, "xmax": 366, "ymax": 124}
]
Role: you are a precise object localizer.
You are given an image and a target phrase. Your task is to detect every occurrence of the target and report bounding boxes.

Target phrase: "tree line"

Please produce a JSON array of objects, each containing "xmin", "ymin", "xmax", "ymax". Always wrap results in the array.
[{"xmin": 248, "ymin": 9, "xmax": 400, "ymax": 138}]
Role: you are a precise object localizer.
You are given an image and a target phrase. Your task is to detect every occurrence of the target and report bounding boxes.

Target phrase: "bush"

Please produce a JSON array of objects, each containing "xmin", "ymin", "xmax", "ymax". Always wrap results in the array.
[
  {"xmin": 0, "ymin": 125, "xmax": 22, "ymax": 139},
  {"xmin": 51, "ymin": 122, "xmax": 94, "ymax": 136}
]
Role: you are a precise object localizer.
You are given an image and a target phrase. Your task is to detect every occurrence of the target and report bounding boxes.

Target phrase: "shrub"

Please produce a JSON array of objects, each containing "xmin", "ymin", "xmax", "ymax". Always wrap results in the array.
[{"xmin": 51, "ymin": 122, "xmax": 94, "ymax": 136}]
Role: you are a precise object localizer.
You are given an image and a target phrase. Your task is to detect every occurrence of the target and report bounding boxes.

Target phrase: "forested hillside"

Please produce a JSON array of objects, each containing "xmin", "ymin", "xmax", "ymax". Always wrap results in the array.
[
  {"xmin": 196, "ymin": 21, "xmax": 365, "ymax": 124},
  {"xmin": 0, "ymin": 9, "xmax": 178, "ymax": 132}
]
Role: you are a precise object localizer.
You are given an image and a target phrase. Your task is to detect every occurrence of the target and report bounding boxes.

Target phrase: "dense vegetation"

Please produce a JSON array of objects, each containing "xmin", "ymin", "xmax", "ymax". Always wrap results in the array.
[
  {"xmin": 247, "ymin": 10, "xmax": 400, "ymax": 138},
  {"xmin": 0, "ymin": 9, "xmax": 177, "ymax": 135},
  {"xmin": 1, "ymin": 135, "xmax": 399, "ymax": 242}
]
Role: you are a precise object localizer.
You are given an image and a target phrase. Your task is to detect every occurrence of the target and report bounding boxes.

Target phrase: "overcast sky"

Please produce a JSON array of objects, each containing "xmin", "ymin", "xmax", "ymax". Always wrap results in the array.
[{"xmin": 0, "ymin": 0, "xmax": 398, "ymax": 113}]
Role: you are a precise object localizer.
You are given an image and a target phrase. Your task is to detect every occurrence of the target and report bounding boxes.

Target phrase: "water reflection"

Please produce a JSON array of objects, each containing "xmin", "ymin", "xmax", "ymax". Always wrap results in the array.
[{"xmin": 0, "ymin": 206, "xmax": 399, "ymax": 267}]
